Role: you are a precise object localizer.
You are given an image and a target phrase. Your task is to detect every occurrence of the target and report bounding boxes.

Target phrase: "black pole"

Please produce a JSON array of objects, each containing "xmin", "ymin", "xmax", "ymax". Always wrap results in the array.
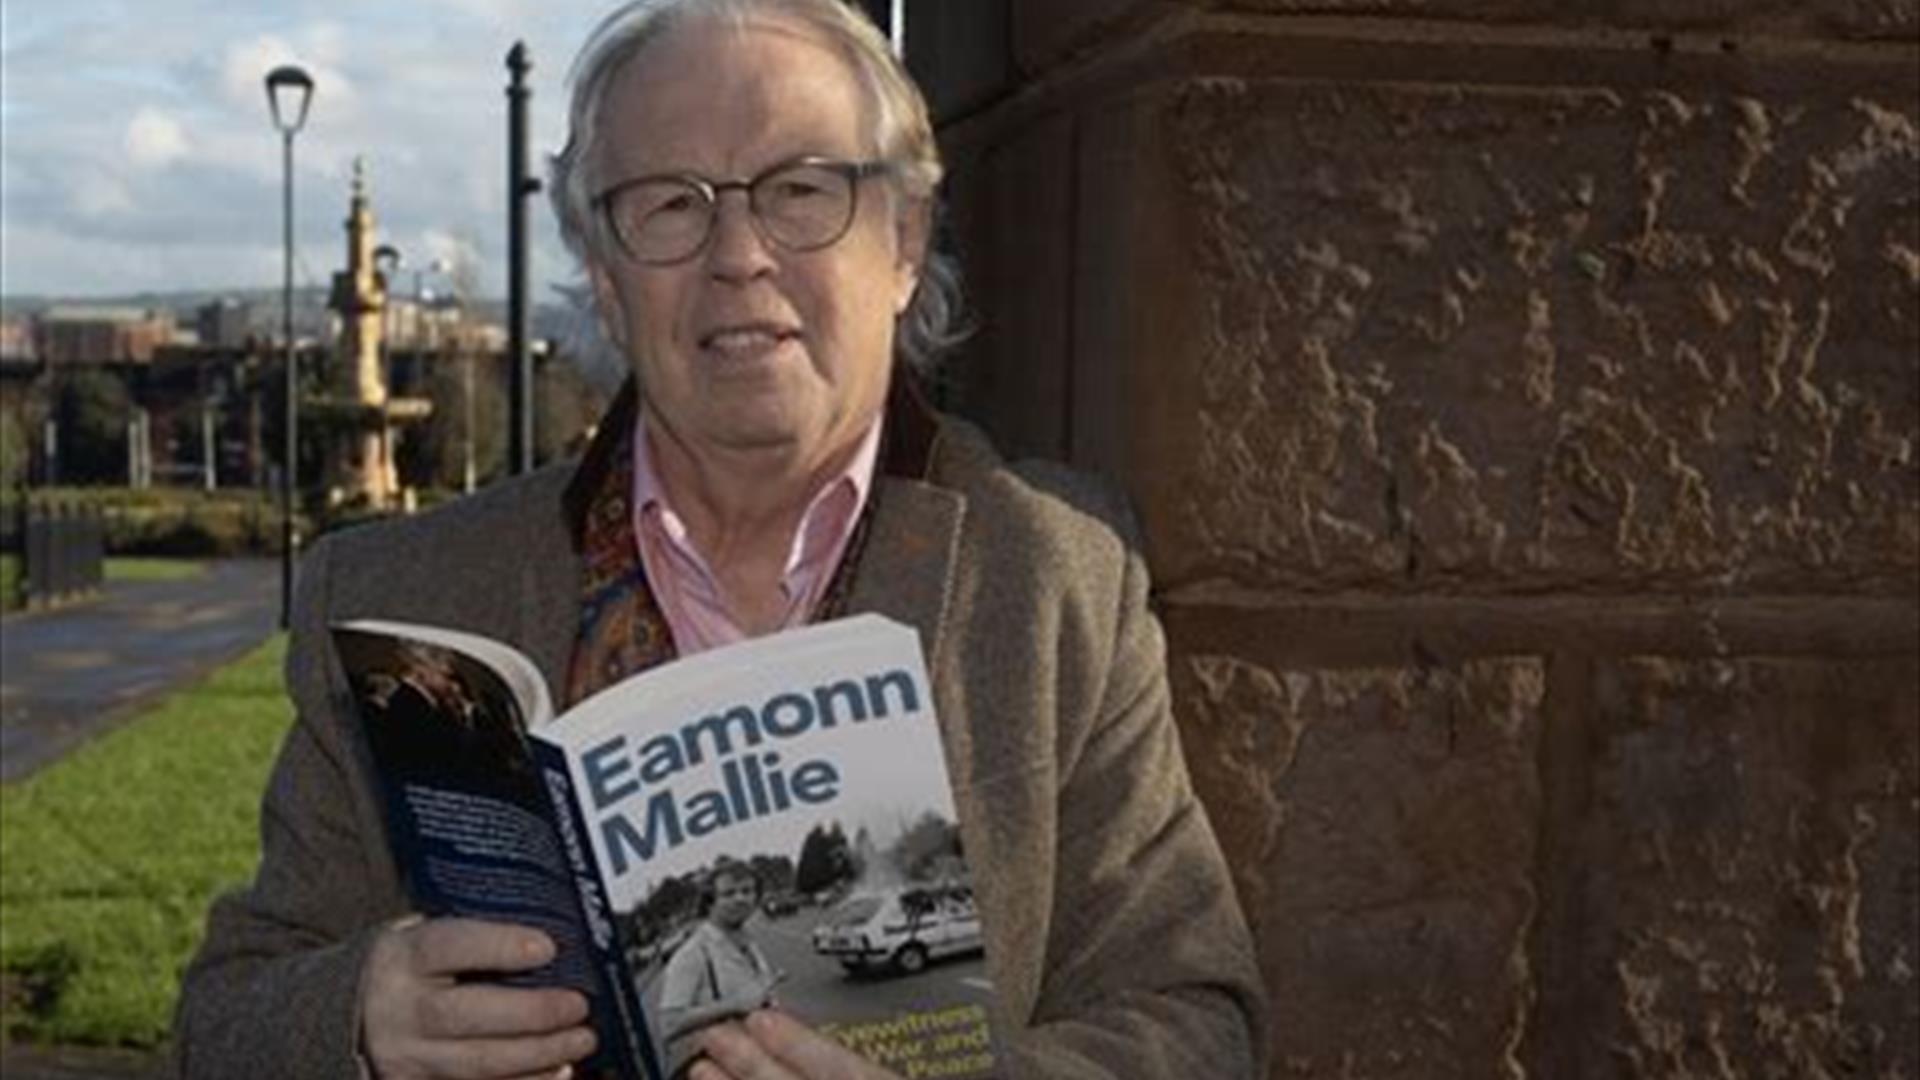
[
  {"xmin": 507, "ymin": 42, "xmax": 537, "ymax": 475},
  {"xmin": 280, "ymin": 129, "xmax": 298, "ymax": 629}
]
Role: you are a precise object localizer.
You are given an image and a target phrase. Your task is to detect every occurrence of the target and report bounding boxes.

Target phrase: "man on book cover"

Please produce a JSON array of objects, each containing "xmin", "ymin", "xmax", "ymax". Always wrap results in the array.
[{"xmin": 656, "ymin": 862, "xmax": 783, "ymax": 1075}]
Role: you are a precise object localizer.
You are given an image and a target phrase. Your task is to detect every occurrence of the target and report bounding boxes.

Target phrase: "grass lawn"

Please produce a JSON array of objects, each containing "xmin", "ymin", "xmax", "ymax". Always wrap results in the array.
[
  {"xmin": 0, "ymin": 635, "xmax": 290, "ymax": 1047},
  {"xmin": 0, "ymin": 554, "xmax": 17, "ymax": 612},
  {"xmin": 102, "ymin": 558, "xmax": 206, "ymax": 584},
  {"xmin": 0, "ymin": 556, "xmax": 205, "ymax": 614}
]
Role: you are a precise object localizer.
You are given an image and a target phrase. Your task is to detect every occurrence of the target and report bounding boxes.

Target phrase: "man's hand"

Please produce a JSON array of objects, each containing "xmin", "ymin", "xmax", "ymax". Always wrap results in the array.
[
  {"xmin": 688, "ymin": 1010, "xmax": 902, "ymax": 1080},
  {"xmin": 361, "ymin": 917, "xmax": 598, "ymax": 1080}
]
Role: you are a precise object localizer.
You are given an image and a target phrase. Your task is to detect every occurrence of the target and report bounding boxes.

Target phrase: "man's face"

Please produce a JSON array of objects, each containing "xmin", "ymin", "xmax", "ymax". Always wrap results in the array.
[
  {"xmin": 711, "ymin": 872, "xmax": 757, "ymax": 930},
  {"xmin": 586, "ymin": 15, "xmax": 924, "ymax": 471}
]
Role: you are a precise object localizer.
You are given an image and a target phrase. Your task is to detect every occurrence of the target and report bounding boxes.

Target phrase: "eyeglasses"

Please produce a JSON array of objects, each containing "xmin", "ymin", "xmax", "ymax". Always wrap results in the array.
[{"xmin": 594, "ymin": 156, "xmax": 895, "ymax": 265}]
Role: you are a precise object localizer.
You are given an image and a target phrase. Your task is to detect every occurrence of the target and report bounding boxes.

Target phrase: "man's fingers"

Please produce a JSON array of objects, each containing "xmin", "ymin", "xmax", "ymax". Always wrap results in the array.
[
  {"xmin": 695, "ymin": 1020, "xmax": 794, "ymax": 1080},
  {"xmin": 412, "ymin": 983, "xmax": 590, "ymax": 1039},
  {"xmin": 696, "ymin": 1011, "xmax": 896, "ymax": 1080},
  {"xmin": 410, "ymin": 1024, "xmax": 598, "ymax": 1079},
  {"xmin": 402, "ymin": 918, "xmax": 556, "ymax": 978},
  {"xmin": 745, "ymin": 1010, "xmax": 883, "ymax": 1078},
  {"xmin": 687, "ymin": 1060, "xmax": 743, "ymax": 1080}
]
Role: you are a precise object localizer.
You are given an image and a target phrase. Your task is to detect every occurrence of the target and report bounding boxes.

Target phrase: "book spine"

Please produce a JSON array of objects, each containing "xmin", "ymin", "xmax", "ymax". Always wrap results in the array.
[{"xmin": 531, "ymin": 737, "xmax": 665, "ymax": 1080}]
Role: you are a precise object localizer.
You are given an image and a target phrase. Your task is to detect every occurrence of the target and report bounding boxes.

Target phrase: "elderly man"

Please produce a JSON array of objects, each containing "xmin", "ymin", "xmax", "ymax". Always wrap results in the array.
[{"xmin": 174, "ymin": 1, "xmax": 1265, "ymax": 1078}]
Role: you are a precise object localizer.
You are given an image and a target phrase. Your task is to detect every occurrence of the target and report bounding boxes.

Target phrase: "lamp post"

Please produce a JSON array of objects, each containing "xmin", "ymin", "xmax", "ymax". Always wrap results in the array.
[
  {"xmin": 408, "ymin": 259, "xmax": 464, "ymax": 492},
  {"xmin": 374, "ymin": 243, "xmax": 401, "ymax": 388},
  {"xmin": 265, "ymin": 64, "xmax": 313, "ymax": 630},
  {"xmin": 374, "ymin": 243, "xmax": 401, "ymax": 503}
]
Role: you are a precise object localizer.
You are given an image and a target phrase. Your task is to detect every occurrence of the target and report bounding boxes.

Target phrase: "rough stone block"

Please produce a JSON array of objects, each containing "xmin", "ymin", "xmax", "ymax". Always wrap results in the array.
[
  {"xmin": 1536, "ymin": 656, "xmax": 1920, "ymax": 1078},
  {"xmin": 1214, "ymin": 0, "xmax": 1918, "ymax": 38},
  {"xmin": 1012, "ymin": 0, "xmax": 1182, "ymax": 78},
  {"xmin": 1141, "ymin": 74, "xmax": 1919, "ymax": 594},
  {"xmin": 1172, "ymin": 645, "xmax": 1546, "ymax": 1078}
]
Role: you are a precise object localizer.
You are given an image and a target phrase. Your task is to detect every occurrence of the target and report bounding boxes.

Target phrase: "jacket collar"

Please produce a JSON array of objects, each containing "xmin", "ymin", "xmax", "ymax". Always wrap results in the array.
[
  {"xmin": 562, "ymin": 367, "xmax": 946, "ymax": 551},
  {"xmin": 551, "ymin": 367, "xmax": 963, "ymax": 675}
]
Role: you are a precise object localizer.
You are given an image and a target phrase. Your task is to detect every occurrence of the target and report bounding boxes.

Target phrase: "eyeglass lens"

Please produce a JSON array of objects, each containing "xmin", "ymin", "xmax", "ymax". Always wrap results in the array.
[{"xmin": 610, "ymin": 161, "xmax": 857, "ymax": 263}]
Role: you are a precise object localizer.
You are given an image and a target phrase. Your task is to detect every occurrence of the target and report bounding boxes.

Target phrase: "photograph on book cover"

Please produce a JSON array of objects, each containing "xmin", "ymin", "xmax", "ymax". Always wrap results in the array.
[
  {"xmin": 587, "ymin": 665, "xmax": 998, "ymax": 1077},
  {"xmin": 334, "ymin": 630, "xmax": 600, "ymax": 994},
  {"xmin": 338, "ymin": 634, "xmax": 535, "ymax": 791}
]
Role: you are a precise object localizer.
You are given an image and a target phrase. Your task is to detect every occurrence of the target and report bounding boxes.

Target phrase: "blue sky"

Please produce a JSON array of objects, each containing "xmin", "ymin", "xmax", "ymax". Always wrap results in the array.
[{"xmin": 1, "ymin": 1, "xmax": 610, "ymax": 301}]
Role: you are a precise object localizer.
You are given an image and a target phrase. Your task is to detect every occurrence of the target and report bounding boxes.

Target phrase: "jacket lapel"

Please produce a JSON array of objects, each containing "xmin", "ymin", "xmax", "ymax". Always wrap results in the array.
[
  {"xmin": 515, "ymin": 482, "xmax": 588, "ymax": 711},
  {"xmin": 845, "ymin": 474, "xmax": 965, "ymax": 672}
]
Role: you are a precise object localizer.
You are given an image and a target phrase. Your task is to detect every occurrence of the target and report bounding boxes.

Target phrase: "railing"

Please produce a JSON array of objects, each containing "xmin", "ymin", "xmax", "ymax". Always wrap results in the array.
[{"xmin": 15, "ymin": 500, "xmax": 106, "ymax": 609}]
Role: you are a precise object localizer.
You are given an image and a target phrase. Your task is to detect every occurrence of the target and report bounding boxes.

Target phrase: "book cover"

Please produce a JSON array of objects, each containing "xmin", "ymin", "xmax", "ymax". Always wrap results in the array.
[{"xmin": 335, "ymin": 615, "xmax": 1000, "ymax": 1080}]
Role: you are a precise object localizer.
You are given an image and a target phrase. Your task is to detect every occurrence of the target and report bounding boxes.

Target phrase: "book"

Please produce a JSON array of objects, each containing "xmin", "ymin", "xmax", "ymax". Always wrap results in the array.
[{"xmin": 332, "ymin": 614, "xmax": 1001, "ymax": 1080}]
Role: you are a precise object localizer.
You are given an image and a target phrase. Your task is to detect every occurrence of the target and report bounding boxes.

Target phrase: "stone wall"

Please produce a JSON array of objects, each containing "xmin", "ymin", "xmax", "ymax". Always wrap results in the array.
[{"xmin": 924, "ymin": 3, "xmax": 1919, "ymax": 1075}]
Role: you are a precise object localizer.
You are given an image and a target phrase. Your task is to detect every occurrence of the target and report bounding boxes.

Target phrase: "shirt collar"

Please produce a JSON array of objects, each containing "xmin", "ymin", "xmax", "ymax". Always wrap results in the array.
[
  {"xmin": 629, "ymin": 409, "xmax": 884, "ymax": 581},
  {"xmin": 563, "ymin": 369, "xmax": 943, "ymax": 551}
]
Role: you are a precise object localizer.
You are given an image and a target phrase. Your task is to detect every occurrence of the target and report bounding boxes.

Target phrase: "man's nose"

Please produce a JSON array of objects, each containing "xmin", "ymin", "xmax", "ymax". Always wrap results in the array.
[{"xmin": 706, "ymin": 191, "xmax": 777, "ymax": 281}]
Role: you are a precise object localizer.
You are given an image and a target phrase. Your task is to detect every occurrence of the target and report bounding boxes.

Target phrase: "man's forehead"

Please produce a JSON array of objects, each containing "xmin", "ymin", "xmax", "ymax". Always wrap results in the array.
[{"xmin": 597, "ymin": 13, "xmax": 873, "ymax": 168}]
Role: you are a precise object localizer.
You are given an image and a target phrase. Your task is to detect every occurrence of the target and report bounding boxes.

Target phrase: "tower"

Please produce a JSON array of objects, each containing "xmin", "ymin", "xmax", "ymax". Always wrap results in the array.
[{"xmin": 319, "ymin": 159, "xmax": 431, "ymax": 509}]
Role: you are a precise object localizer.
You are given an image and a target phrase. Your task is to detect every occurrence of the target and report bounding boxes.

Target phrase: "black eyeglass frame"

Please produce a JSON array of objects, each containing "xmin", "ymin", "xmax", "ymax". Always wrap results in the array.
[{"xmin": 592, "ymin": 156, "xmax": 897, "ymax": 265}]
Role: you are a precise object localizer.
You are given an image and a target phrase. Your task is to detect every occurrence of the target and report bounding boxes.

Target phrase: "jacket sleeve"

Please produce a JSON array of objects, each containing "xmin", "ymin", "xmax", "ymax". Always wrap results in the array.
[
  {"xmin": 1005, "ymin": 507, "xmax": 1270, "ymax": 1079},
  {"xmin": 173, "ymin": 537, "xmax": 405, "ymax": 1080}
]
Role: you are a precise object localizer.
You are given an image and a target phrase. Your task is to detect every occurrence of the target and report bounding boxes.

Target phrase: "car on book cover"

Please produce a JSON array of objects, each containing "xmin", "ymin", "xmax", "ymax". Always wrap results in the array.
[{"xmin": 811, "ymin": 882, "xmax": 985, "ymax": 976}]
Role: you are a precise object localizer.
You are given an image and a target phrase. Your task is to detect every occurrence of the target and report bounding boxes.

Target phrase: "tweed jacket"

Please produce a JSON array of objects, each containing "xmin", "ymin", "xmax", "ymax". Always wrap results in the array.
[{"xmin": 174, "ymin": 407, "xmax": 1267, "ymax": 1080}]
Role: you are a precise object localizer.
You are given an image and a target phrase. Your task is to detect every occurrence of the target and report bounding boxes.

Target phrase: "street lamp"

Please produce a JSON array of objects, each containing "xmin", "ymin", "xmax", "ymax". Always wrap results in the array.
[
  {"xmin": 373, "ymin": 243, "xmax": 401, "ymax": 390},
  {"xmin": 266, "ymin": 63, "xmax": 313, "ymax": 630},
  {"xmin": 407, "ymin": 259, "xmax": 467, "ymax": 492},
  {"xmin": 373, "ymin": 243, "xmax": 402, "ymax": 501}
]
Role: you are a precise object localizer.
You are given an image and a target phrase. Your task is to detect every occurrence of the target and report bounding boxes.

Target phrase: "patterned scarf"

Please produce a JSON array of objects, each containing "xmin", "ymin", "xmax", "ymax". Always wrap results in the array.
[{"xmin": 561, "ymin": 401, "xmax": 878, "ymax": 708}]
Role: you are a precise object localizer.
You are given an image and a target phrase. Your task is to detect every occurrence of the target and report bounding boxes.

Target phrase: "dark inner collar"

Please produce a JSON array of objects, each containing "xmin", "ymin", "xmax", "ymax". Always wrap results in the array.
[{"xmin": 562, "ymin": 367, "xmax": 942, "ymax": 551}]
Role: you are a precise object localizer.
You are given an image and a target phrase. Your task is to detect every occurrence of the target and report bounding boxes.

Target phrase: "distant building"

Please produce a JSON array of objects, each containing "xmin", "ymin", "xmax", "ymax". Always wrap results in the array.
[
  {"xmin": 33, "ymin": 305, "xmax": 177, "ymax": 365},
  {"xmin": 196, "ymin": 298, "xmax": 253, "ymax": 350},
  {"xmin": 0, "ymin": 317, "xmax": 33, "ymax": 364}
]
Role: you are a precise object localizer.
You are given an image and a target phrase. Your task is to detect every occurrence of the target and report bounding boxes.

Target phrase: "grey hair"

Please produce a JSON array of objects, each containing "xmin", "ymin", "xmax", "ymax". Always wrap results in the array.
[{"xmin": 548, "ymin": 0, "xmax": 969, "ymax": 377}]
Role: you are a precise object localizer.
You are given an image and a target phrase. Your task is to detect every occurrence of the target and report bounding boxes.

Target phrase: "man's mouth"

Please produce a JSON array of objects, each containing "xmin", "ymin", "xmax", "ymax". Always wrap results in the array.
[{"xmin": 699, "ymin": 322, "xmax": 800, "ymax": 356}]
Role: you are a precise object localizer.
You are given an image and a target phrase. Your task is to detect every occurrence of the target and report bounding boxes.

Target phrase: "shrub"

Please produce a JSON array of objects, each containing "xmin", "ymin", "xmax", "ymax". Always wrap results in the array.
[{"xmin": 2, "ymin": 488, "xmax": 305, "ymax": 557}]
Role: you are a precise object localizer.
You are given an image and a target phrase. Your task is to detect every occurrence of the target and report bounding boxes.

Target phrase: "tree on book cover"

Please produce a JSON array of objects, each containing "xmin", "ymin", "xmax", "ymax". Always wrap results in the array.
[{"xmin": 334, "ymin": 614, "xmax": 1001, "ymax": 1080}]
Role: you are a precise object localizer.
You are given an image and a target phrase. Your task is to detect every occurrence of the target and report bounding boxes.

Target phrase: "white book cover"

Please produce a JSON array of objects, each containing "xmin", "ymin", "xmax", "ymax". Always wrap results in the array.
[{"xmin": 335, "ymin": 614, "xmax": 999, "ymax": 1080}]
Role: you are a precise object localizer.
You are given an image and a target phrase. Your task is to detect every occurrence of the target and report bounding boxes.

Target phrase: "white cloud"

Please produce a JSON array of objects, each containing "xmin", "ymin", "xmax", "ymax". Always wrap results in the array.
[
  {"xmin": 71, "ymin": 170, "xmax": 134, "ymax": 218},
  {"xmin": 3, "ymin": 1, "xmax": 594, "ymax": 300},
  {"xmin": 125, "ymin": 107, "xmax": 190, "ymax": 169}
]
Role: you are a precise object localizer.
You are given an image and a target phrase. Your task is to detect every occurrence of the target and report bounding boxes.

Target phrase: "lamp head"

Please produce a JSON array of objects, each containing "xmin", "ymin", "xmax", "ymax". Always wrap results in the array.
[{"xmin": 264, "ymin": 65, "xmax": 315, "ymax": 135}]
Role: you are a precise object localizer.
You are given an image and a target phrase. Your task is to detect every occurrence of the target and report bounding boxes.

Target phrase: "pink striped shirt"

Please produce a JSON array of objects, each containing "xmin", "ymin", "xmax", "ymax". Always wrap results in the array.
[{"xmin": 630, "ymin": 416, "xmax": 882, "ymax": 656}]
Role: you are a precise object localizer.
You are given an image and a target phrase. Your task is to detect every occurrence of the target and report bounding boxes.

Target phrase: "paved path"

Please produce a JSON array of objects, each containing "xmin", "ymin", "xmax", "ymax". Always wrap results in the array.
[
  {"xmin": 0, "ymin": 559, "xmax": 278, "ymax": 1079},
  {"xmin": 0, "ymin": 1046, "xmax": 170, "ymax": 1080},
  {"xmin": 0, "ymin": 558, "xmax": 280, "ymax": 783}
]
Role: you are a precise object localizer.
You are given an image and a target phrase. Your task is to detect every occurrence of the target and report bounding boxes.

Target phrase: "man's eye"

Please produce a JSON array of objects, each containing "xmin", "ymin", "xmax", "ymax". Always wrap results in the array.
[
  {"xmin": 653, "ymin": 192, "xmax": 701, "ymax": 214},
  {"xmin": 772, "ymin": 179, "xmax": 827, "ymax": 199}
]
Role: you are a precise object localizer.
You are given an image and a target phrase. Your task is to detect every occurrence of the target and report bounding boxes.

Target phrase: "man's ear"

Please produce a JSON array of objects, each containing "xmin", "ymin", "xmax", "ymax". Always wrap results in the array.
[
  {"xmin": 892, "ymin": 197, "xmax": 932, "ymax": 316},
  {"xmin": 586, "ymin": 260, "xmax": 628, "ymax": 348}
]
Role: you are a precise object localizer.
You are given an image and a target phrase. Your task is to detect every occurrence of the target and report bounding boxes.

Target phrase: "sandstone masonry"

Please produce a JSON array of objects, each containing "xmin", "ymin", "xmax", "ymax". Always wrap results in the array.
[{"xmin": 925, "ymin": 4, "xmax": 1919, "ymax": 1076}]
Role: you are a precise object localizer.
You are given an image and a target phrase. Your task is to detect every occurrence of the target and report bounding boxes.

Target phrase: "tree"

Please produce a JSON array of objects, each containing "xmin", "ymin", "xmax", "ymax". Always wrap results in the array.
[
  {"xmin": 747, "ymin": 853, "xmax": 796, "ymax": 897},
  {"xmin": 535, "ymin": 356, "xmax": 607, "ymax": 466},
  {"xmin": 51, "ymin": 369, "xmax": 132, "ymax": 485},
  {"xmin": 794, "ymin": 822, "xmax": 854, "ymax": 896},
  {"xmin": 639, "ymin": 871, "xmax": 699, "ymax": 928},
  {"xmin": 0, "ymin": 396, "xmax": 37, "ymax": 490},
  {"xmin": 889, "ymin": 811, "xmax": 961, "ymax": 881},
  {"xmin": 398, "ymin": 340, "xmax": 505, "ymax": 492}
]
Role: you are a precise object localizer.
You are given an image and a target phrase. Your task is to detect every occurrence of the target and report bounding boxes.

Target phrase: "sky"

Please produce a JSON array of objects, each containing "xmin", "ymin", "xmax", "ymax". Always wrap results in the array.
[{"xmin": 1, "ymin": 0, "xmax": 615, "ymax": 303}]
